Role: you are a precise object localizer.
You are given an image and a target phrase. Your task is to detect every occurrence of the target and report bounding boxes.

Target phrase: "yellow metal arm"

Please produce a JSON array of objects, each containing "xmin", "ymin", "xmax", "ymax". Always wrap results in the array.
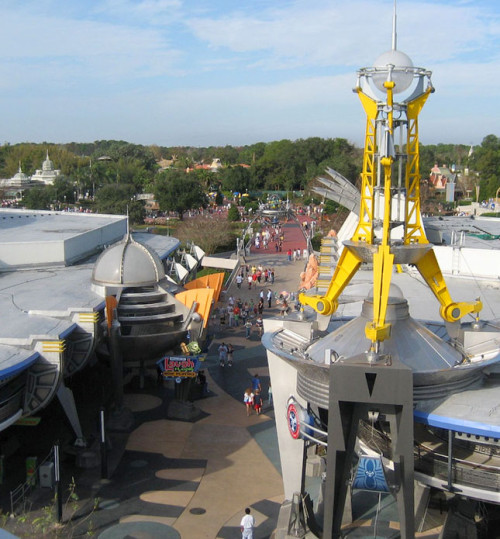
[
  {"xmin": 415, "ymin": 249, "xmax": 483, "ymax": 322},
  {"xmin": 299, "ymin": 247, "xmax": 362, "ymax": 316}
]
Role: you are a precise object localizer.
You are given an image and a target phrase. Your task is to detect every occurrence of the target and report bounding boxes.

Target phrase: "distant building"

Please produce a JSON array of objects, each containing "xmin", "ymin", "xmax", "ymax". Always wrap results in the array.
[
  {"xmin": 31, "ymin": 150, "xmax": 61, "ymax": 185},
  {"xmin": 0, "ymin": 163, "xmax": 34, "ymax": 200},
  {"xmin": 429, "ymin": 164, "xmax": 456, "ymax": 192}
]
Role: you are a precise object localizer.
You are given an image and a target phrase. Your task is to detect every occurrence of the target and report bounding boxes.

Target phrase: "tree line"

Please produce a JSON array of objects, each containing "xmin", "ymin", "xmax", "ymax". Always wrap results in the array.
[{"xmin": 1, "ymin": 135, "xmax": 499, "ymax": 220}]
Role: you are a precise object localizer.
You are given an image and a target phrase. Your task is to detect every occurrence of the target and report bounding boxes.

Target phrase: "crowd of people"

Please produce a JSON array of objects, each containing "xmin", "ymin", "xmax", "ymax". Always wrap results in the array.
[
  {"xmin": 252, "ymin": 223, "xmax": 285, "ymax": 251},
  {"xmin": 234, "ymin": 263, "xmax": 275, "ymax": 289}
]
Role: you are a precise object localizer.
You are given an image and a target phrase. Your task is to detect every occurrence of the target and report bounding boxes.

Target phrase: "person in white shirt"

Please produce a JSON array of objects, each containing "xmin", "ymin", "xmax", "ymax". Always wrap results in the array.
[{"xmin": 240, "ymin": 507, "xmax": 255, "ymax": 538}]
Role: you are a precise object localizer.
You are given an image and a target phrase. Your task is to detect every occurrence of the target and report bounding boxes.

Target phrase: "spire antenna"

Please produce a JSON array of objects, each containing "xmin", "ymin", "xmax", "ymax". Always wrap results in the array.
[{"xmin": 392, "ymin": 0, "xmax": 397, "ymax": 51}]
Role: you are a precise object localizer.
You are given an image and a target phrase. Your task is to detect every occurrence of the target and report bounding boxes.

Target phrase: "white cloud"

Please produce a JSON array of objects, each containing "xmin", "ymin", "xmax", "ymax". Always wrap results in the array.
[
  {"xmin": 187, "ymin": 0, "xmax": 499, "ymax": 69},
  {"xmin": 0, "ymin": 5, "xmax": 184, "ymax": 88},
  {"xmin": 94, "ymin": 0, "xmax": 183, "ymax": 25},
  {"xmin": 0, "ymin": 0, "xmax": 498, "ymax": 146}
]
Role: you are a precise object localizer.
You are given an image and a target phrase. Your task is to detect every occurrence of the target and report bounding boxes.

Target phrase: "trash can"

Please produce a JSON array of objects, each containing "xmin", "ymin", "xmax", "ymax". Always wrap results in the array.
[{"xmin": 39, "ymin": 462, "xmax": 55, "ymax": 488}]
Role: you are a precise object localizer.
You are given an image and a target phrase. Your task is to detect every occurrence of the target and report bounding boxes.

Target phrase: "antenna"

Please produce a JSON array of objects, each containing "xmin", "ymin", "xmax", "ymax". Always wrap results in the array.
[{"xmin": 392, "ymin": 0, "xmax": 397, "ymax": 51}]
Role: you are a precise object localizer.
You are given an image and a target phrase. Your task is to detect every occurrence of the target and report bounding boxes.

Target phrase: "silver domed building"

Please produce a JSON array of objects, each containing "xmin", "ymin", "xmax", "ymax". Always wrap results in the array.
[
  {"xmin": 31, "ymin": 151, "xmax": 61, "ymax": 185},
  {"xmin": 92, "ymin": 233, "xmax": 200, "ymax": 363}
]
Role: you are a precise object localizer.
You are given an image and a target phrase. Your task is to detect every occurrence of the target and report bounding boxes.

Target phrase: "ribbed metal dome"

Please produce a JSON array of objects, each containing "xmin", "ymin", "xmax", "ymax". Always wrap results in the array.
[
  {"xmin": 92, "ymin": 234, "xmax": 165, "ymax": 287},
  {"xmin": 305, "ymin": 293, "xmax": 486, "ymax": 399}
]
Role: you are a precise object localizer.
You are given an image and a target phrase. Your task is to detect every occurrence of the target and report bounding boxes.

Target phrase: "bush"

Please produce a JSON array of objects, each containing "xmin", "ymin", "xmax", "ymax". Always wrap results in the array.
[
  {"xmin": 244, "ymin": 201, "xmax": 259, "ymax": 213},
  {"xmin": 227, "ymin": 205, "xmax": 240, "ymax": 221},
  {"xmin": 323, "ymin": 199, "xmax": 339, "ymax": 215},
  {"xmin": 311, "ymin": 233, "xmax": 323, "ymax": 251}
]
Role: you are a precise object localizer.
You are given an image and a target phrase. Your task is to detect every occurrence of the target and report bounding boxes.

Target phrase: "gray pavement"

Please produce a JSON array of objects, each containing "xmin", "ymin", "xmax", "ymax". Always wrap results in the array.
[{"xmin": 1, "ymin": 243, "xmax": 306, "ymax": 538}]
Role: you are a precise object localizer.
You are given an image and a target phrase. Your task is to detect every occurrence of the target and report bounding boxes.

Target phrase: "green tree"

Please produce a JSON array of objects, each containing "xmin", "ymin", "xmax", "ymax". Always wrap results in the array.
[
  {"xmin": 215, "ymin": 192, "xmax": 224, "ymax": 206},
  {"xmin": 154, "ymin": 171, "xmax": 206, "ymax": 219},
  {"xmin": 220, "ymin": 166, "xmax": 251, "ymax": 193},
  {"xmin": 472, "ymin": 135, "xmax": 500, "ymax": 200},
  {"xmin": 22, "ymin": 186, "xmax": 54, "ymax": 210},
  {"xmin": 227, "ymin": 204, "xmax": 240, "ymax": 221},
  {"xmin": 95, "ymin": 183, "xmax": 145, "ymax": 223},
  {"xmin": 323, "ymin": 199, "xmax": 339, "ymax": 215},
  {"xmin": 53, "ymin": 176, "xmax": 77, "ymax": 203}
]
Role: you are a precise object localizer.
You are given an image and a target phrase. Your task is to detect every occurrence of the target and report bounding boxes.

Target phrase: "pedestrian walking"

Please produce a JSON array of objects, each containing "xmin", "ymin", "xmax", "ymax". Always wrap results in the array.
[
  {"xmin": 218, "ymin": 342, "xmax": 228, "ymax": 367},
  {"xmin": 253, "ymin": 390, "xmax": 262, "ymax": 415},
  {"xmin": 245, "ymin": 318, "xmax": 252, "ymax": 339},
  {"xmin": 255, "ymin": 316, "xmax": 263, "ymax": 337},
  {"xmin": 236, "ymin": 274, "xmax": 243, "ymax": 288},
  {"xmin": 247, "ymin": 274, "xmax": 252, "ymax": 289},
  {"xmin": 257, "ymin": 298, "xmax": 264, "ymax": 315},
  {"xmin": 252, "ymin": 373, "xmax": 262, "ymax": 394},
  {"xmin": 228, "ymin": 306, "xmax": 235, "ymax": 327},
  {"xmin": 243, "ymin": 389, "xmax": 254, "ymax": 416},
  {"xmin": 266, "ymin": 289, "xmax": 272, "ymax": 308},
  {"xmin": 240, "ymin": 507, "xmax": 255, "ymax": 538},
  {"xmin": 227, "ymin": 343, "xmax": 234, "ymax": 366}
]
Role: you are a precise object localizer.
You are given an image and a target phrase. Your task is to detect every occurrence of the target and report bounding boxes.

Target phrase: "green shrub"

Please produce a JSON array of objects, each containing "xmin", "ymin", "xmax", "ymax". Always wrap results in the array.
[
  {"xmin": 311, "ymin": 233, "xmax": 322, "ymax": 251},
  {"xmin": 227, "ymin": 205, "xmax": 240, "ymax": 221}
]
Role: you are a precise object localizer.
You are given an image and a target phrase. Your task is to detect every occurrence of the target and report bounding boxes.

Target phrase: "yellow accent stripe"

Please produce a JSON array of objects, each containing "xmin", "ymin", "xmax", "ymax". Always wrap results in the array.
[
  {"xmin": 42, "ymin": 341, "xmax": 66, "ymax": 353},
  {"xmin": 79, "ymin": 312, "xmax": 99, "ymax": 323}
]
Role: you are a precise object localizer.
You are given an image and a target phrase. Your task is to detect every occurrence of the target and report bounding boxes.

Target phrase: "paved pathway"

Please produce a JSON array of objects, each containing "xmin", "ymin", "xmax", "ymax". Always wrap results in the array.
[{"xmin": 77, "ymin": 220, "xmax": 309, "ymax": 538}]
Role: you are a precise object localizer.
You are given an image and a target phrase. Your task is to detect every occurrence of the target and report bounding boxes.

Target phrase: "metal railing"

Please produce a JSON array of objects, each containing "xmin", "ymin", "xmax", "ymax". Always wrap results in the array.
[{"xmin": 10, "ymin": 447, "xmax": 54, "ymax": 516}]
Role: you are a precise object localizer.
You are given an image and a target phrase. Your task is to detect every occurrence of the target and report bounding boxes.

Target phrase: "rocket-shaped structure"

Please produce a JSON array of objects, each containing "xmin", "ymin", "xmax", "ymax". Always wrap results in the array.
[{"xmin": 299, "ymin": 5, "xmax": 482, "ymax": 354}]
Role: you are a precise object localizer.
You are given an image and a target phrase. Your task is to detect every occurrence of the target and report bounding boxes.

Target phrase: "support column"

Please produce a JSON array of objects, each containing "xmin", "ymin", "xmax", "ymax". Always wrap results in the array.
[{"xmin": 323, "ymin": 354, "xmax": 414, "ymax": 538}]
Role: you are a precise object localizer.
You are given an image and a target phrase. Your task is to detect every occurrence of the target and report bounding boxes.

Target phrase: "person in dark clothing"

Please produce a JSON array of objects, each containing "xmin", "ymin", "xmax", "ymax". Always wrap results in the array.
[{"xmin": 253, "ymin": 390, "xmax": 262, "ymax": 415}]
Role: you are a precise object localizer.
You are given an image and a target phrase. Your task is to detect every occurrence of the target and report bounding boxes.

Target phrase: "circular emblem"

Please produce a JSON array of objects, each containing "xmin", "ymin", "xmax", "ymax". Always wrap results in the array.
[{"xmin": 287, "ymin": 402, "xmax": 300, "ymax": 439}]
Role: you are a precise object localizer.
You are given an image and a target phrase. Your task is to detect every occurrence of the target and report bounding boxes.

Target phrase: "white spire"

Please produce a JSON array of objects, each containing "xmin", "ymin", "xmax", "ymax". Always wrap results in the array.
[{"xmin": 392, "ymin": 0, "xmax": 397, "ymax": 51}]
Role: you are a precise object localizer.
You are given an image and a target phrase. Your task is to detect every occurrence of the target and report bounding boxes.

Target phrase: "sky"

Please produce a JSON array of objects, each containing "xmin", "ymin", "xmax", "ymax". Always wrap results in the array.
[{"xmin": 1, "ymin": 0, "xmax": 499, "ymax": 149}]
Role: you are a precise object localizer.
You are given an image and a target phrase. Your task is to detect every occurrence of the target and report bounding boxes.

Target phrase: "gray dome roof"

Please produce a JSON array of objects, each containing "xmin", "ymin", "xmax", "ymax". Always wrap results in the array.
[
  {"xmin": 92, "ymin": 234, "xmax": 165, "ymax": 287},
  {"xmin": 12, "ymin": 169, "xmax": 29, "ymax": 185}
]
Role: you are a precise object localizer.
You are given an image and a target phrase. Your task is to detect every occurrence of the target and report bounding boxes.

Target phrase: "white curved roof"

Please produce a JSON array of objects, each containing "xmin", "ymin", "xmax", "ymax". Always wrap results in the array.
[{"xmin": 92, "ymin": 234, "xmax": 165, "ymax": 287}]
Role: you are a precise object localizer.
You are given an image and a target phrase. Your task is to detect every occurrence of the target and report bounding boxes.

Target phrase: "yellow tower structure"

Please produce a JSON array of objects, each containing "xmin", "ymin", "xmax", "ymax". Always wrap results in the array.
[{"xmin": 299, "ymin": 17, "xmax": 482, "ymax": 356}]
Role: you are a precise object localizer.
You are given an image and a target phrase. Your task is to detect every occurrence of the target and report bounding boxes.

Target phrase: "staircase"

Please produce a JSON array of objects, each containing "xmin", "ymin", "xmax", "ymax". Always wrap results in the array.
[
  {"xmin": 316, "ymin": 236, "xmax": 339, "ymax": 294},
  {"xmin": 116, "ymin": 286, "xmax": 187, "ymax": 361}
]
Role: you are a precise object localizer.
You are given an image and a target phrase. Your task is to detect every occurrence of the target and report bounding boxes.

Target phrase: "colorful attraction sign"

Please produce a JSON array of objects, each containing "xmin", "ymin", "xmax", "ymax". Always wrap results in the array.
[{"xmin": 157, "ymin": 355, "xmax": 205, "ymax": 380}]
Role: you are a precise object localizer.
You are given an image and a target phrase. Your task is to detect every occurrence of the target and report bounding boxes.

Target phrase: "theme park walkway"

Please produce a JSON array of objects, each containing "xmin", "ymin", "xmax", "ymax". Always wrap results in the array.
[
  {"xmin": 79, "ymin": 237, "xmax": 309, "ymax": 538},
  {"xmin": 2, "ymin": 216, "xmax": 443, "ymax": 538},
  {"xmin": 82, "ymin": 217, "xmax": 441, "ymax": 539}
]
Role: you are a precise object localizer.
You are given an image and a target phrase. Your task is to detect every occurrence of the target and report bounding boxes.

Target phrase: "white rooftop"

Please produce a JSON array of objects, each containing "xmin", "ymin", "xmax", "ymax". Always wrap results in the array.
[{"xmin": 0, "ymin": 209, "xmax": 128, "ymax": 269}]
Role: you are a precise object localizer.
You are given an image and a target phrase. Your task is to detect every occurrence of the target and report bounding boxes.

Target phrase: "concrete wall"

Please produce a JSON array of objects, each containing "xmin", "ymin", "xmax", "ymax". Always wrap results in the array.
[
  {"xmin": 434, "ymin": 246, "xmax": 500, "ymax": 279},
  {"xmin": 64, "ymin": 220, "xmax": 127, "ymax": 265},
  {"xmin": 0, "ymin": 212, "xmax": 127, "ymax": 270},
  {"xmin": 266, "ymin": 339, "xmax": 308, "ymax": 501},
  {"xmin": 0, "ymin": 240, "xmax": 64, "ymax": 270}
]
